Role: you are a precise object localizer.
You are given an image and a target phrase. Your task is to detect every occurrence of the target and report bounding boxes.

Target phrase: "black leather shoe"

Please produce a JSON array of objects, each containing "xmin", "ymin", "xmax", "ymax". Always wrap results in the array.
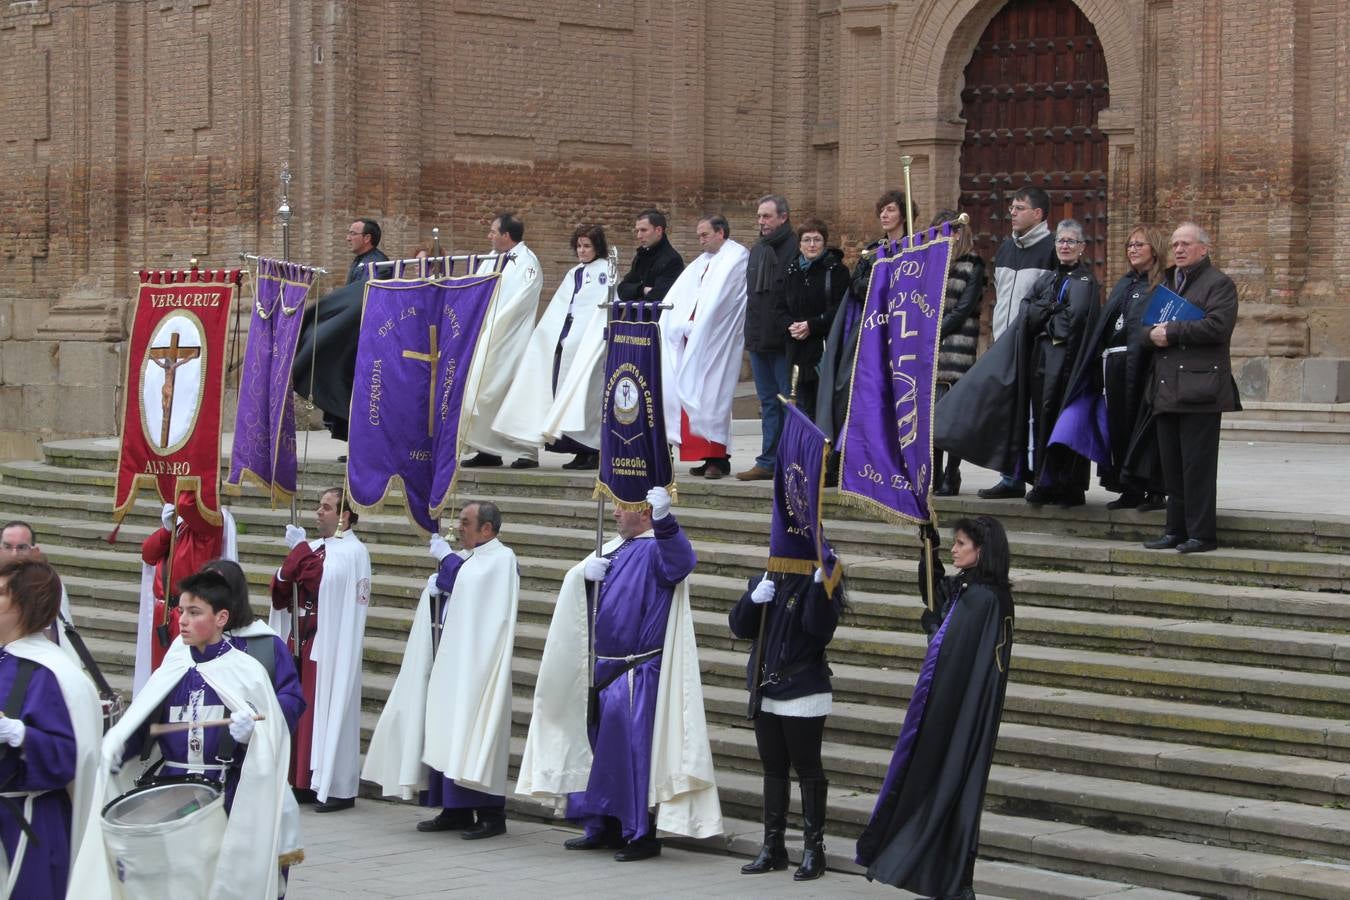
[
  {"xmin": 704, "ymin": 458, "xmax": 730, "ymax": 480},
  {"xmin": 510, "ymin": 457, "xmax": 539, "ymax": 469},
  {"xmin": 313, "ymin": 797, "xmax": 355, "ymax": 813},
  {"xmin": 1024, "ymin": 487, "xmax": 1053, "ymax": 506},
  {"xmin": 1136, "ymin": 493, "xmax": 1167, "ymax": 512},
  {"xmin": 614, "ymin": 836, "xmax": 662, "ymax": 862},
  {"xmin": 1143, "ymin": 533, "xmax": 1184, "ymax": 550},
  {"xmin": 461, "ymin": 453, "xmax": 502, "ymax": 468},
  {"xmin": 461, "ymin": 818, "xmax": 506, "ymax": 840},
  {"xmin": 1177, "ymin": 539, "xmax": 1219, "ymax": 554},
  {"xmin": 292, "ymin": 788, "xmax": 317, "ymax": 805},
  {"xmin": 1106, "ymin": 492, "xmax": 1142, "ymax": 510},
  {"xmin": 563, "ymin": 832, "xmax": 625, "ymax": 851},
  {"xmin": 978, "ymin": 481, "xmax": 1025, "ymax": 500},
  {"xmin": 934, "ymin": 475, "xmax": 961, "ymax": 497},
  {"xmin": 1056, "ymin": 490, "xmax": 1086, "ymax": 509},
  {"xmin": 689, "ymin": 462, "xmax": 709, "ymax": 476},
  {"xmin": 416, "ymin": 809, "xmax": 474, "ymax": 832},
  {"xmin": 562, "ymin": 452, "xmax": 599, "ymax": 470}
]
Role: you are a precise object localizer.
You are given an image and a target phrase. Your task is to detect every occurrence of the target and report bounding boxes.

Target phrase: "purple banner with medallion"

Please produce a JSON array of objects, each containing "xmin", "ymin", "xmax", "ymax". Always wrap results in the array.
[
  {"xmin": 594, "ymin": 304, "xmax": 676, "ymax": 510},
  {"xmin": 227, "ymin": 259, "xmax": 316, "ymax": 504},
  {"xmin": 346, "ymin": 272, "xmax": 500, "ymax": 533},
  {"xmin": 838, "ymin": 226, "xmax": 955, "ymax": 524},
  {"xmin": 769, "ymin": 402, "xmax": 842, "ymax": 594}
]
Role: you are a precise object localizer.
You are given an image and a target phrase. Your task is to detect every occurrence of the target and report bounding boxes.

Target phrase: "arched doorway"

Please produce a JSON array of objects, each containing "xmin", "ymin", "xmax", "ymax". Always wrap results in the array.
[{"xmin": 958, "ymin": 0, "xmax": 1110, "ymax": 283}]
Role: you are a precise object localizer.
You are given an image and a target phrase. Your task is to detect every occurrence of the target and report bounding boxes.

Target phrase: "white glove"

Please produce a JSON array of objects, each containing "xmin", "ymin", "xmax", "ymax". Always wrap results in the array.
[
  {"xmin": 228, "ymin": 709, "xmax": 255, "ymax": 743},
  {"xmin": 813, "ymin": 567, "xmax": 825, "ymax": 584},
  {"xmin": 428, "ymin": 534, "xmax": 453, "ymax": 562},
  {"xmin": 0, "ymin": 718, "xmax": 25, "ymax": 748},
  {"xmin": 751, "ymin": 573, "xmax": 775, "ymax": 605},
  {"xmin": 583, "ymin": 556, "xmax": 611, "ymax": 582},
  {"xmin": 104, "ymin": 741, "xmax": 125, "ymax": 775},
  {"xmin": 284, "ymin": 524, "xmax": 307, "ymax": 550},
  {"xmin": 161, "ymin": 503, "xmax": 177, "ymax": 532},
  {"xmin": 667, "ymin": 319, "xmax": 692, "ymax": 343},
  {"xmin": 646, "ymin": 486, "xmax": 672, "ymax": 521}
]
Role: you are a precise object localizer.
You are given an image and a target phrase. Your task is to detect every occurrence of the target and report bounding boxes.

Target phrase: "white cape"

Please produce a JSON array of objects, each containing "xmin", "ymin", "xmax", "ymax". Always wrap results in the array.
[
  {"xmin": 363, "ymin": 539, "xmax": 520, "ymax": 798},
  {"xmin": 267, "ymin": 530, "xmax": 371, "ymax": 802},
  {"xmin": 661, "ymin": 242, "xmax": 749, "ymax": 447},
  {"xmin": 463, "ymin": 242, "xmax": 545, "ymax": 457},
  {"xmin": 70, "ymin": 637, "xmax": 289, "ymax": 900},
  {"xmin": 134, "ymin": 509, "xmax": 237, "ymax": 695},
  {"xmin": 494, "ymin": 258, "xmax": 609, "ymax": 449},
  {"xmin": 515, "ymin": 536, "xmax": 722, "ymax": 839},
  {"xmin": 6, "ymin": 632, "xmax": 102, "ymax": 897}
]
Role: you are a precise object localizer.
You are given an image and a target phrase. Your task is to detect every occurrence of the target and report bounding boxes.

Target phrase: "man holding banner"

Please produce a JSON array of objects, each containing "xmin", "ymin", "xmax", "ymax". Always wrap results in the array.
[{"xmin": 517, "ymin": 303, "xmax": 721, "ymax": 860}]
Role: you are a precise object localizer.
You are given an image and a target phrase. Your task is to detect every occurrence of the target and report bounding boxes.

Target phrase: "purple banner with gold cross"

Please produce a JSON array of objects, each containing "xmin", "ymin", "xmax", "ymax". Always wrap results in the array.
[
  {"xmin": 346, "ymin": 272, "xmax": 500, "ymax": 533},
  {"xmin": 594, "ymin": 304, "xmax": 676, "ymax": 510},
  {"xmin": 837, "ymin": 226, "xmax": 955, "ymax": 524},
  {"xmin": 228, "ymin": 258, "xmax": 316, "ymax": 504},
  {"xmin": 769, "ymin": 401, "xmax": 842, "ymax": 594}
]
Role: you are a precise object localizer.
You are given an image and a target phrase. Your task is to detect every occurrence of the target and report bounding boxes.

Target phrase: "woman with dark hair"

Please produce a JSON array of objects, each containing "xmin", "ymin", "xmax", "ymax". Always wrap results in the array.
[
  {"xmin": 0, "ymin": 558, "xmax": 101, "ymax": 899},
  {"xmin": 929, "ymin": 209, "xmax": 987, "ymax": 496},
  {"xmin": 495, "ymin": 224, "xmax": 612, "ymax": 470},
  {"xmin": 729, "ymin": 566, "xmax": 846, "ymax": 882},
  {"xmin": 856, "ymin": 516, "xmax": 1014, "ymax": 900},
  {"xmin": 778, "ymin": 218, "xmax": 848, "ymax": 418}
]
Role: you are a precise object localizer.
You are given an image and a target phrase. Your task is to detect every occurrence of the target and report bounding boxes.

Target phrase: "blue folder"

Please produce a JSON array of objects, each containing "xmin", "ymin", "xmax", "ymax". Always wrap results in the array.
[{"xmin": 1143, "ymin": 284, "xmax": 1204, "ymax": 325}]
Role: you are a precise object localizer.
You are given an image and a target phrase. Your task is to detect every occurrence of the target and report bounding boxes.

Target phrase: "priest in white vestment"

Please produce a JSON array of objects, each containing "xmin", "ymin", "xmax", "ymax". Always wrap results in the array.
[
  {"xmin": 268, "ymin": 487, "xmax": 371, "ymax": 812},
  {"xmin": 362, "ymin": 500, "xmax": 520, "ymax": 840},
  {"xmin": 493, "ymin": 224, "xmax": 612, "ymax": 470},
  {"xmin": 461, "ymin": 213, "xmax": 545, "ymax": 470},
  {"xmin": 661, "ymin": 215, "xmax": 749, "ymax": 480}
]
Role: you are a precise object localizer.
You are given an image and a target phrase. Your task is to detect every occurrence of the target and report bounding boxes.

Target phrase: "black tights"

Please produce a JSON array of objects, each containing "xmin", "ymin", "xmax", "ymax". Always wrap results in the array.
[{"xmin": 754, "ymin": 712, "xmax": 826, "ymax": 781}]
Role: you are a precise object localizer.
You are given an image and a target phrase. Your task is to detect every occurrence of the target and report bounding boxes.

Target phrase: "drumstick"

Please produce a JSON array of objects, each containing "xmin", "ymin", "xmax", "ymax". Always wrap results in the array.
[{"xmin": 148, "ymin": 714, "xmax": 266, "ymax": 737}]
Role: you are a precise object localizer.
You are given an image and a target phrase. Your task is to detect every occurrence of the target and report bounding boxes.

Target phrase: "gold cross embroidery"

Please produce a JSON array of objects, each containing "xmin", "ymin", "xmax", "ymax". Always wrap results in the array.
[
  {"xmin": 402, "ymin": 325, "xmax": 439, "ymax": 436},
  {"xmin": 148, "ymin": 331, "xmax": 202, "ymax": 448}
]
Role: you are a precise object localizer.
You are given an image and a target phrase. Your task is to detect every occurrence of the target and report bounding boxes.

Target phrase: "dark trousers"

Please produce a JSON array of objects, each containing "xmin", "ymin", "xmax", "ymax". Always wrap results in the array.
[
  {"xmin": 754, "ymin": 712, "xmax": 826, "ymax": 781},
  {"xmin": 1155, "ymin": 411, "xmax": 1221, "ymax": 543}
]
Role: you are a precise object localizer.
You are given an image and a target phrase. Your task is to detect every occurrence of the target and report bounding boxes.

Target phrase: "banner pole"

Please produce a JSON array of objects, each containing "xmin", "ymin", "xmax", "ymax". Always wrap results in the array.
[
  {"xmin": 900, "ymin": 155, "xmax": 915, "ymax": 239},
  {"xmin": 277, "ymin": 163, "xmax": 305, "ymax": 665}
]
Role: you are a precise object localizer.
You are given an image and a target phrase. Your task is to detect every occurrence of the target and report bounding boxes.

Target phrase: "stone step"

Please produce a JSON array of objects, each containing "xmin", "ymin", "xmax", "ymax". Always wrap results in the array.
[{"xmin": 1221, "ymin": 419, "xmax": 1350, "ymax": 445}]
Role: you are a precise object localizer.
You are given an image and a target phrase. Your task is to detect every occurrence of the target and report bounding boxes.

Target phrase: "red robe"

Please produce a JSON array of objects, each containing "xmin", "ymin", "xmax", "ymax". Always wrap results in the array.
[
  {"xmin": 139, "ymin": 490, "xmax": 223, "ymax": 672},
  {"xmin": 270, "ymin": 542, "xmax": 326, "ymax": 790}
]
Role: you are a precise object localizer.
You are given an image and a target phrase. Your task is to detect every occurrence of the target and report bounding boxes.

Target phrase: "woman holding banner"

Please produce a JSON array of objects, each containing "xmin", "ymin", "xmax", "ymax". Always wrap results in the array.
[{"xmin": 856, "ymin": 516, "xmax": 1014, "ymax": 899}]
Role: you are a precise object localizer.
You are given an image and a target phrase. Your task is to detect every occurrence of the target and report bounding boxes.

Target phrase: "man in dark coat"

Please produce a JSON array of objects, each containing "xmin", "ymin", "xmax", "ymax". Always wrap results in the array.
[
  {"xmin": 291, "ymin": 219, "xmax": 389, "ymax": 441},
  {"xmin": 1142, "ymin": 222, "xmax": 1240, "ymax": 554},
  {"xmin": 616, "ymin": 209, "xmax": 684, "ymax": 303},
  {"xmin": 739, "ymin": 194, "xmax": 799, "ymax": 481}
]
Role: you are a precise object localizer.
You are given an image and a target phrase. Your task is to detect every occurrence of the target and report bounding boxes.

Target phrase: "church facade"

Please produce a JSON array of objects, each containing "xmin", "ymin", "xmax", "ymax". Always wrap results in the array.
[{"xmin": 0, "ymin": 0, "xmax": 1345, "ymax": 455}]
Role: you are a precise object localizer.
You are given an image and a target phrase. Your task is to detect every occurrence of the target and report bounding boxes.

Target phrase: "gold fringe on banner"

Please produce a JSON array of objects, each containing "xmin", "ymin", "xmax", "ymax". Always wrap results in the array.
[
  {"xmin": 590, "ymin": 478, "xmax": 679, "ymax": 512},
  {"xmin": 766, "ymin": 557, "xmax": 816, "ymax": 577}
]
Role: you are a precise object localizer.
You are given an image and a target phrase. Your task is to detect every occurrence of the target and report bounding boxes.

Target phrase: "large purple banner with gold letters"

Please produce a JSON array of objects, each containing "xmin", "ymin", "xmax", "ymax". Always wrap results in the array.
[
  {"xmin": 345, "ymin": 272, "xmax": 499, "ymax": 533},
  {"xmin": 838, "ymin": 227, "xmax": 955, "ymax": 524}
]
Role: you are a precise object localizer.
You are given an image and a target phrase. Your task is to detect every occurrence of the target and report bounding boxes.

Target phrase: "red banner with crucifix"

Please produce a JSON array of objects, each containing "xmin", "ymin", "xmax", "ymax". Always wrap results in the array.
[{"xmin": 112, "ymin": 268, "xmax": 241, "ymax": 526}]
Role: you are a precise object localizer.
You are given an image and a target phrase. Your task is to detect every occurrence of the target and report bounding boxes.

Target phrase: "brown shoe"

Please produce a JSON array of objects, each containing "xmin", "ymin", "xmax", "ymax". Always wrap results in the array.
[{"xmin": 736, "ymin": 465, "xmax": 774, "ymax": 482}]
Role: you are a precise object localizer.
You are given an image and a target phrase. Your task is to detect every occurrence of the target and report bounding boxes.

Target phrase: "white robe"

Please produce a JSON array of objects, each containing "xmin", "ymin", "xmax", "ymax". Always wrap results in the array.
[
  {"xmin": 267, "ymin": 529, "xmax": 371, "ymax": 802},
  {"xmin": 515, "ymin": 536, "xmax": 723, "ymax": 839},
  {"xmin": 661, "ymin": 241, "xmax": 749, "ymax": 448},
  {"xmin": 463, "ymin": 242, "xmax": 545, "ymax": 458},
  {"xmin": 5, "ymin": 633, "xmax": 102, "ymax": 899},
  {"xmin": 133, "ymin": 509, "xmax": 237, "ymax": 695},
  {"xmin": 70, "ymin": 638, "xmax": 289, "ymax": 900},
  {"xmin": 494, "ymin": 258, "xmax": 610, "ymax": 450},
  {"xmin": 362, "ymin": 538, "xmax": 520, "ymax": 799}
]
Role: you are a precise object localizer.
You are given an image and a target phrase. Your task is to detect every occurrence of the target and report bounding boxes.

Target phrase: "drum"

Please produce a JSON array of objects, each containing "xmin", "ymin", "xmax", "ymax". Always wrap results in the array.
[{"xmin": 101, "ymin": 780, "xmax": 227, "ymax": 898}]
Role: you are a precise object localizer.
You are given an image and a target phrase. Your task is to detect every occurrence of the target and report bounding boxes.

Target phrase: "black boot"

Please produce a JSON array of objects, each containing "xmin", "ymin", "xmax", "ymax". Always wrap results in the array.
[
  {"xmin": 793, "ymin": 778, "xmax": 827, "ymax": 881},
  {"xmin": 936, "ymin": 457, "xmax": 962, "ymax": 496},
  {"xmin": 740, "ymin": 776, "xmax": 790, "ymax": 874}
]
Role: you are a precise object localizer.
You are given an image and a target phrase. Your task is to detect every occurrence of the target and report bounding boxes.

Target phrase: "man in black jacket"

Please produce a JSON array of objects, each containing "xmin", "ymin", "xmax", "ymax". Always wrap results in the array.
[
  {"xmin": 739, "ymin": 194, "xmax": 799, "ymax": 481},
  {"xmin": 345, "ymin": 218, "xmax": 389, "ymax": 285},
  {"xmin": 1142, "ymin": 222, "xmax": 1240, "ymax": 554},
  {"xmin": 617, "ymin": 209, "xmax": 684, "ymax": 302}
]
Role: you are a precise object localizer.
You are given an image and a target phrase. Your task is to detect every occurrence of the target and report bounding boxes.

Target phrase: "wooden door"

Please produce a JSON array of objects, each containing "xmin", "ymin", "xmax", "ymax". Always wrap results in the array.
[{"xmin": 958, "ymin": 0, "xmax": 1110, "ymax": 284}]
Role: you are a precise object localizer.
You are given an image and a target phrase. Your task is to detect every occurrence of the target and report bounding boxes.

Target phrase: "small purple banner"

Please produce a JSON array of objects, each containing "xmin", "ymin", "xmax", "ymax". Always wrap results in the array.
[
  {"xmin": 769, "ymin": 402, "xmax": 841, "ymax": 594},
  {"xmin": 228, "ymin": 259, "xmax": 315, "ymax": 503},
  {"xmin": 838, "ymin": 228, "xmax": 955, "ymax": 524},
  {"xmin": 346, "ymin": 273, "xmax": 499, "ymax": 533},
  {"xmin": 594, "ymin": 305, "xmax": 675, "ymax": 510}
]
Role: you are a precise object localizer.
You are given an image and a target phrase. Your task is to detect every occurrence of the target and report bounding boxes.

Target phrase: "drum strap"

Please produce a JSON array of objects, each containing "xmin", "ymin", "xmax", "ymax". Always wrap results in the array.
[
  {"xmin": 0, "ymin": 790, "xmax": 39, "ymax": 896},
  {"xmin": 2, "ymin": 659, "xmax": 36, "ymax": 720},
  {"xmin": 243, "ymin": 635, "xmax": 276, "ymax": 684}
]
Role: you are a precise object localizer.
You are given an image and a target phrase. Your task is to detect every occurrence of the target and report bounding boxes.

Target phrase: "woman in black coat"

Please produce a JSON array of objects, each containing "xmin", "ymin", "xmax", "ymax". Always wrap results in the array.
[
  {"xmin": 777, "ymin": 218, "xmax": 849, "ymax": 416},
  {"xmin": 856, "ymin": 516, "xmax": 1014, "ymax": 900},
  {"xmin": 729, "ymin": 567, "xmax": 845, "ymax": 882},
  {"xmin": 929, "ymin": 209, "xmax": 987, "ymax": 497}
]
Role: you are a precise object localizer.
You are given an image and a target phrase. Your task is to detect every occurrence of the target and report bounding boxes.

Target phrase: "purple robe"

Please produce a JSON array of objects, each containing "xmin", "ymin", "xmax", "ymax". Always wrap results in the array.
[
  {"xmin": 566, "ymin": 515, "xmax": 697, "ymax": 841},
  {"xmin": 0, "ymin": 654, "xmax": 77, "ymax": 899},
  {"xmin": 226, "ymin": 634, "xmax": 305, "ymax": 734},
  {"xmin": 152, "ymin": 640, "xmax": 247, "ymax": 809}
]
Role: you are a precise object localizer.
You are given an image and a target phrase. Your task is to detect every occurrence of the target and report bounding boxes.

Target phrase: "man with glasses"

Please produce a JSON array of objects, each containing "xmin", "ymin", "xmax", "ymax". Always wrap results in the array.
[
  {"xmin": 1141, "ymin": 222, "xmax": 1239, "ymax": 554},
  {"xmin": 345, "ymin": 218, "xmax": 389, "ymax": 285},
  {"xmin": 978, "ymin": 186, "xmax": 1058, "ymax": 500}
]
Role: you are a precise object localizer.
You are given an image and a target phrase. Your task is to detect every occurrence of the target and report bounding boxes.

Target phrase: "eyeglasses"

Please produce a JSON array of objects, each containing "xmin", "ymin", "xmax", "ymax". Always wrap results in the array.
[
  {"xmin": 1055, "ymin": 238, "xmax": 1084, "ymax": 246},
  {"xmin": 0, "ymin": 542, "xmax": 32, "ymax": 552},
  {"xmin": 347, "ymin": 230, "xmax": 365, "ymax": 237},
  {"xmin": 1008, "ymin": 204, "xmax": 1031, "ymax": 213},
  {"xmin": 1126, "ymin": 242, "xmax": 1149, "ymax": 249}
]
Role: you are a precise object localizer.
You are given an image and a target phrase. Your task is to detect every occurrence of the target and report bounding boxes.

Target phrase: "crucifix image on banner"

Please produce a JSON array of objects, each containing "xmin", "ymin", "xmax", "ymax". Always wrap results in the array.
[
  {"xmin": 403, "ymin": 325, "xmax": 439, "ymax": 437},
  {"xmin": 142, "ymin": 313, "xmax": 207, "ymax": 455}
]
